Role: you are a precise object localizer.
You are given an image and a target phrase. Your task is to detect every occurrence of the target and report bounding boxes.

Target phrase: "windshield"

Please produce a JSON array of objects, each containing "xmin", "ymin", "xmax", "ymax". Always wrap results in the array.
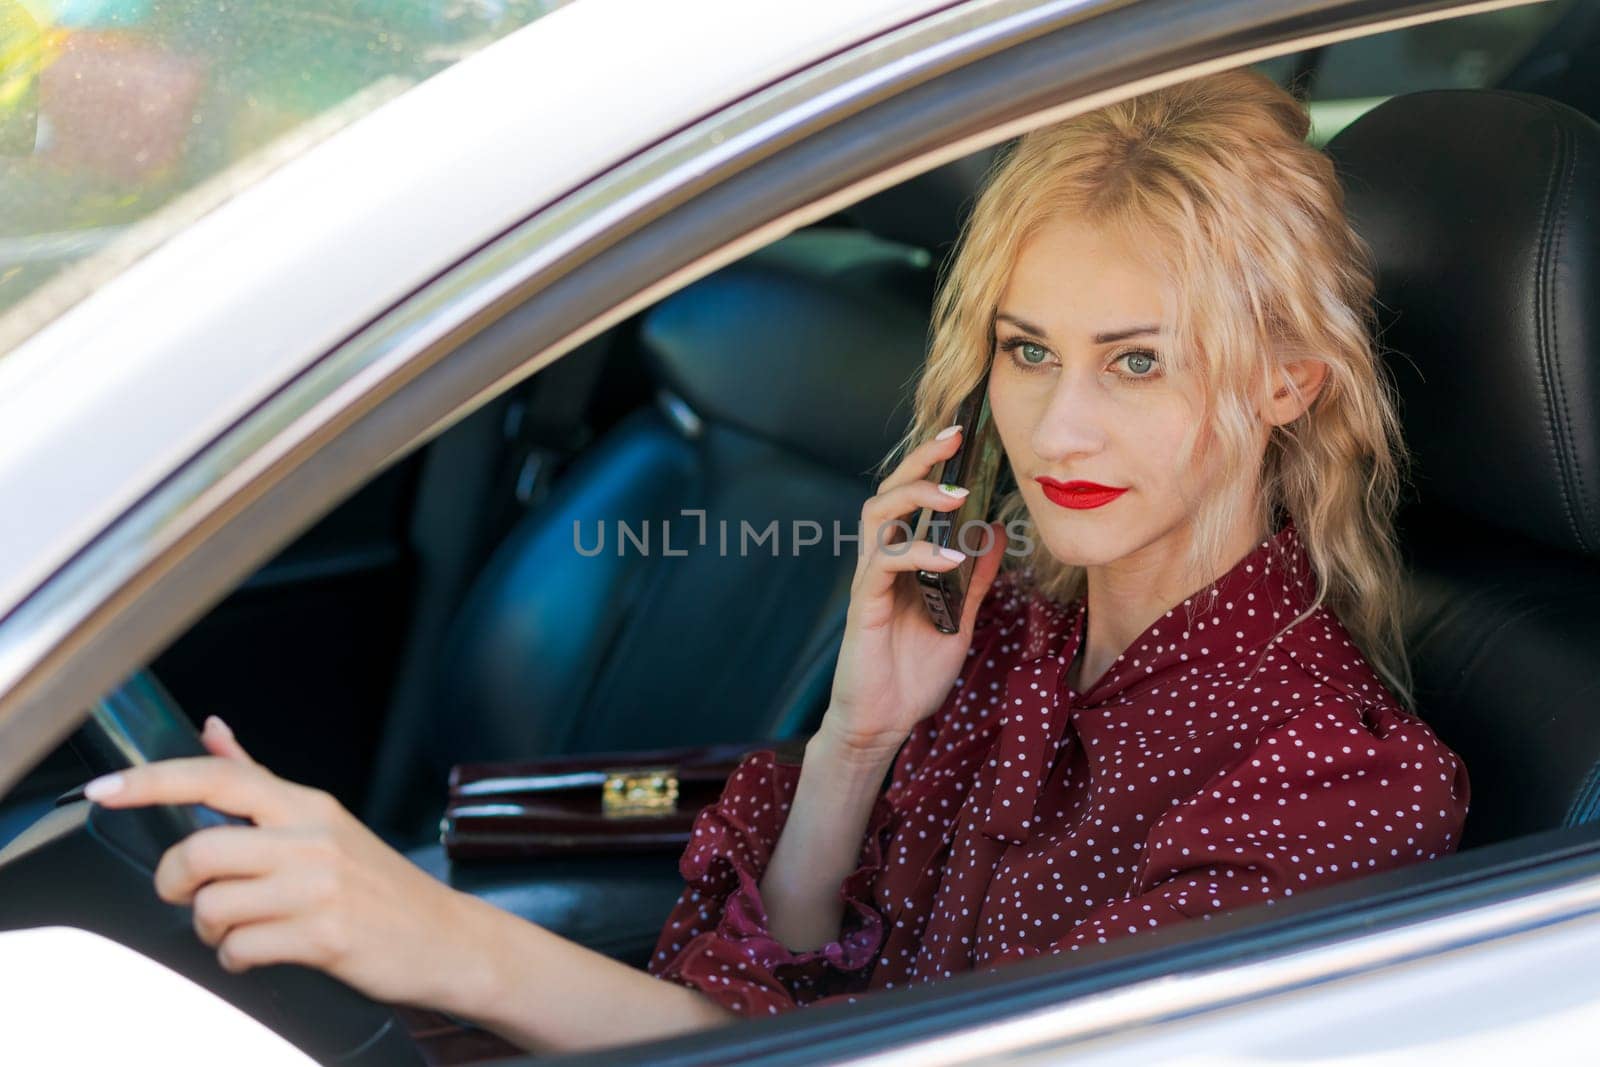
[{"xmin": 0, "ymin": 0, "xmax": 572, "ymax": 353}]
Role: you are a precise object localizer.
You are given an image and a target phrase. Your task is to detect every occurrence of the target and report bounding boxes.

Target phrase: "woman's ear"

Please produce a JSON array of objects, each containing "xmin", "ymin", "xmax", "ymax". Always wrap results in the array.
[{"xmin": 1263, "ymin": 356, "xmax": 1329, "ymax": 426}]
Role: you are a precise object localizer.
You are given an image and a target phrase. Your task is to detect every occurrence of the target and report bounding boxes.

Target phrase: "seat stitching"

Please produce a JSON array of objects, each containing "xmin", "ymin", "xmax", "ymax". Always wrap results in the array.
[
  {"xmin": 1532, "ymin": 109, "xmax": 1587, "ymax": 551},
  {"xmin": 1540, "ymin": 101, "xmax": 1590, "ymax": 554}
]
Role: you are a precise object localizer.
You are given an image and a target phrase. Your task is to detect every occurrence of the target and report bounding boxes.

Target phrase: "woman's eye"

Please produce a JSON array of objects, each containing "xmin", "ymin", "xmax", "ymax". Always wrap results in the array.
[
  {"xmin": 1115, "ymin": 349, "xmax": 1161, "ymax": 379},
  {"xmin": 1006, "ymin": 340, "xmax": 1051, "ymax": 367}
]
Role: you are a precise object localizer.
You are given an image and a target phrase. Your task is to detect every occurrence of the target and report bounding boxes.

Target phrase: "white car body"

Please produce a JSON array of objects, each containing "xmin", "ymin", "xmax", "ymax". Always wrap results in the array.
[
  {"xmin": 0, "ymin": 927, "xmax": 317, "ymax": 1066},
  {"xmin": 2, "ymin": 0, "xmax": 1597, "ymax": 1062}
]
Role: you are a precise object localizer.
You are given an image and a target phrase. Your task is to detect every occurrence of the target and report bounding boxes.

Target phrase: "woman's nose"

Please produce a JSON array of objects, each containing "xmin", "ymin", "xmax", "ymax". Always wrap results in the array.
[{"xmin": 1028, "ymin": 370, "xmax": 1110, "ymax": 463}]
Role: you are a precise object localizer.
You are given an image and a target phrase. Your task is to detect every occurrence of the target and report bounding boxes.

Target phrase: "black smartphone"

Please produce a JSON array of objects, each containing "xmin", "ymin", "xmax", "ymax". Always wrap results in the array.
[{"xmin": 910, "ymin": 381, "xmax": 1005, "ymax": 633}]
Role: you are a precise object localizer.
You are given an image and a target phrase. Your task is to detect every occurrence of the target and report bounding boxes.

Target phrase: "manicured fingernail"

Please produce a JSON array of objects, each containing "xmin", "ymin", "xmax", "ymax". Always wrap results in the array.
[
  {"xmin": 938, "ymin": 546, "xmax": 966, "ymax": 563},
  {"xmin": 938, "ymin": 483, "xmax": 969, "ymax": 497},
  {"xmin": 205, "ymin": 715, "xmax": 233, "ymax": 739},
  {"xmin": 84, "ymin": 773, "xmax": 124, "ymax": 801},
  {"xmin": 935, "ymin": 424, "xmax": 962, "ymax": 440}
]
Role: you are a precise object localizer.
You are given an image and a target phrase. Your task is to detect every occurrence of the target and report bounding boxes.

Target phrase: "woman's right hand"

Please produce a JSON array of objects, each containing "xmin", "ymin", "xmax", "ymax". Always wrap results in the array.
[{"xmin": 821, "ymin": 424, "xmax": 1008, "ymax": 763}]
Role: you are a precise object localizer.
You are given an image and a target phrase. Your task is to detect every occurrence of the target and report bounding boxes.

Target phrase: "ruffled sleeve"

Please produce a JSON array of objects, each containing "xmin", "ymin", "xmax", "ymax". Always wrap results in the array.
[
  {"xmin": 647, "ymin": 569, "xmax": 1037, "ymax": 1015},
  {"xmin": 991, "ymin": 694, "xmax": 1470, "ymax": 964},
  {"xmin": 645, "ymin": 749, "xmax": 897, "ymax": 1015}
]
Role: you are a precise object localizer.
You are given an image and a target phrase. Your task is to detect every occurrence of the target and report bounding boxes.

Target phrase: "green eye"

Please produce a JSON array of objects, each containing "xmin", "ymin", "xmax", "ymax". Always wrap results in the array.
[
  {"xmin": 1018, "ymin": 341, "xmax": 1050, "ymax": 365},
  {"xmin": 1124, "ymin": 352, "xmax": 1154, "ymax": 374}
]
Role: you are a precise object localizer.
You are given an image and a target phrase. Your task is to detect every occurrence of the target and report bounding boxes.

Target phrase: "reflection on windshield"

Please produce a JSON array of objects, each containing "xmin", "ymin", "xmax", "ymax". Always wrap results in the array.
[{"xmin": 0, "ymin": 0, "xmax": 572, "ymax": 353}]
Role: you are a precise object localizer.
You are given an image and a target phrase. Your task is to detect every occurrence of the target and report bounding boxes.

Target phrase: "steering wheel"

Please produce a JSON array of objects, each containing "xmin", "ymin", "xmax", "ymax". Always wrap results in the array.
[{"xmin": 73, "ymin": 669, "xmax": 426, "ymax": 1066}]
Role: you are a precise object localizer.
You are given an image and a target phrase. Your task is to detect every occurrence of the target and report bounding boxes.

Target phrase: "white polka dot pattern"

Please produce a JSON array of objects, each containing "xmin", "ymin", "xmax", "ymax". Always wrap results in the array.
[{"xmin": 645, "ymin": 517, "xmax": 1471, "ymax": 1017}]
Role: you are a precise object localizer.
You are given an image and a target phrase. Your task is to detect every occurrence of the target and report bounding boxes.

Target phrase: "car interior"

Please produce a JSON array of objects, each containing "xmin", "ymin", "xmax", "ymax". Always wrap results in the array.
[{"xmin": 3, "ymin": 0, "xmax": 1600, "ymax": 1061}]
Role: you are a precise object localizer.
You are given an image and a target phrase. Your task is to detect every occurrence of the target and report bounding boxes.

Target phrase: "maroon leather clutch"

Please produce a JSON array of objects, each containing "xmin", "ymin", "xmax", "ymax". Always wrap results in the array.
[{"xmin": 442, "ymin": 738, "xmax": 807, "ymax": 860}]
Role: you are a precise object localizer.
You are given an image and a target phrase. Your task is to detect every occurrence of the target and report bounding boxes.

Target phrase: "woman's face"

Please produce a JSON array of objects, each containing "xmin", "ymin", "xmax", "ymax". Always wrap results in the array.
[{"xmin": 987, "ymin": 215, "xmax": 1260, "ymax": 573}]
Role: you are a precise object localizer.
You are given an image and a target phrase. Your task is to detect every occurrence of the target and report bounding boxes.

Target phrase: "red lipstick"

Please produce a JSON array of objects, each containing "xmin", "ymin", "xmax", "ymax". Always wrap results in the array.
[{"xmin": 1035, "ymin": 477, "xmax": 1128, "ymax": 510}]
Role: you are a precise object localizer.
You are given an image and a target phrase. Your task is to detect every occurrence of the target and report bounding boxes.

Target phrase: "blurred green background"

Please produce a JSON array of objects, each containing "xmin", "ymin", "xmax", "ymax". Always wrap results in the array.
[{"xmin": 0, "ymin": 0, "xmax": 568, "ymax": 326}]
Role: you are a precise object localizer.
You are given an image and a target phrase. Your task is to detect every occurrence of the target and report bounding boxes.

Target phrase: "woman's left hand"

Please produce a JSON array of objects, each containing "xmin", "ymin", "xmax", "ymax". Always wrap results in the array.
[{"xmin": 83, "ymin": 716, "xmax": 478, "ymax": 1008}]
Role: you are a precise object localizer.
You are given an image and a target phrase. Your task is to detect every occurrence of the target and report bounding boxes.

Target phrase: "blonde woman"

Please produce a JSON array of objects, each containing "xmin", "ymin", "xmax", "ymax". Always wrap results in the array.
[{"xmin": 84, "ymin": 68, "xmax": 1469, "ymax": 1051}]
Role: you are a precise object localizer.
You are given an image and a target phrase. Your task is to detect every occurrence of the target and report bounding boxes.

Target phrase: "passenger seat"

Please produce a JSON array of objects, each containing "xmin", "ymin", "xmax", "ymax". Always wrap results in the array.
[{"xmin": 373, "ymin": 228, "xmax": 941, "ymax": 842}]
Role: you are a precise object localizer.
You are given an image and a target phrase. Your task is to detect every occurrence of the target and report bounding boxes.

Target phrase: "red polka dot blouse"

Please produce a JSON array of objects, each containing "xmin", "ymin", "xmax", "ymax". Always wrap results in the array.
[{"xmin": 647, "ymin": 516, "xmax": 1471, "ymax": 1017}]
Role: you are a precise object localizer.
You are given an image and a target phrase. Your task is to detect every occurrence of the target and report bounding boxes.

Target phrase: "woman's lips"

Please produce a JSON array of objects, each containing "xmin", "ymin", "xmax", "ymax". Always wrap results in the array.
[{"xmin": 1035, "ymin": 477, "xmax": 1128, "ymax": 510}]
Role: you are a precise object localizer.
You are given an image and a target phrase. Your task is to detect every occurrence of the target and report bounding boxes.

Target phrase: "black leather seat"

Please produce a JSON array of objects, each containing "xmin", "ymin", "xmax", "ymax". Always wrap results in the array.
[
  {"xmin": 1328, "ymin": 89, "xmax": 1600, "ymax": 849},
  {"xmin": 378, "ymin": 162, "xmax": 998, "ymax": 963},
  {"xmin": 373, "ymin": 230, "xmax": 941, "ymax": 842}
]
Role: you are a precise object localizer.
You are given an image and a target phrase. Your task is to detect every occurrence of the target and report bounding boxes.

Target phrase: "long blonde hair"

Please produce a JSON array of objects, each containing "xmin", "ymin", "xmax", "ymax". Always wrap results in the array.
[{"xmin": 887, "ymin": 67, "xmax": 1415, "ymax": 710}]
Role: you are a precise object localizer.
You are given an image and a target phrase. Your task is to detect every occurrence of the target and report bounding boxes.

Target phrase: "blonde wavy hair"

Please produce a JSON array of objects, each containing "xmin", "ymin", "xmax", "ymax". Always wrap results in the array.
[{"xmin": 885, "ymin": 67, "xmax": 1415, "ymax": 710}]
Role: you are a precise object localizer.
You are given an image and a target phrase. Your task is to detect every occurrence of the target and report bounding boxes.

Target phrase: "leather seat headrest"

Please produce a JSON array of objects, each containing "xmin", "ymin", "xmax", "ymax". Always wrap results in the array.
[
  {"xmin": 640, "ymin": 235, "xmax": 933, "ymax": 477},
  {"xmin": 1328, "ymin": 90, "xmax": 1600, "ymax": 558}
]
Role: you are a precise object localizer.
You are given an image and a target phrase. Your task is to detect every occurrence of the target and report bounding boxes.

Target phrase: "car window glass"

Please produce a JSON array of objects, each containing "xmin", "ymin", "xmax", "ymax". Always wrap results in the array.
[
  {"xmin": 0, "ymin": 0, "xmax": 573, "ymax": 349},
  {"xmin": 1253, "ymin": 0, "xmax": 1575, "ymax": 143}
]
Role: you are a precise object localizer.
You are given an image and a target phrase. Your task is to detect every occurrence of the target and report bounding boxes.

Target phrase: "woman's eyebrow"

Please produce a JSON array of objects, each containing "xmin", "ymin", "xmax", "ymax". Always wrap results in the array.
[
  {"xmin": 1093, "ymin": 324, "xmax": 1163, "ymax": 343},
  {"xmin": 993, "ymin": 312, "xmax": 1163, "ymax": 344}
]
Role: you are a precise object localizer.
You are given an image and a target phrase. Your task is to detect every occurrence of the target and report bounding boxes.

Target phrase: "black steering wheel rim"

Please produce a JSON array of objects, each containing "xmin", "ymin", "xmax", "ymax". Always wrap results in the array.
[{"xmin": 74, "ymin": 669, "xmax": 426, "ymax": 1066}]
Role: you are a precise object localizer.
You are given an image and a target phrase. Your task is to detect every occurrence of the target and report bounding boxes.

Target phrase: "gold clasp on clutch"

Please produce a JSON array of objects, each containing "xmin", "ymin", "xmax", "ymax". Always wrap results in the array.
[{"xmin": 602, "ymin": 767, "xmax": 679, "ymax": 818}]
